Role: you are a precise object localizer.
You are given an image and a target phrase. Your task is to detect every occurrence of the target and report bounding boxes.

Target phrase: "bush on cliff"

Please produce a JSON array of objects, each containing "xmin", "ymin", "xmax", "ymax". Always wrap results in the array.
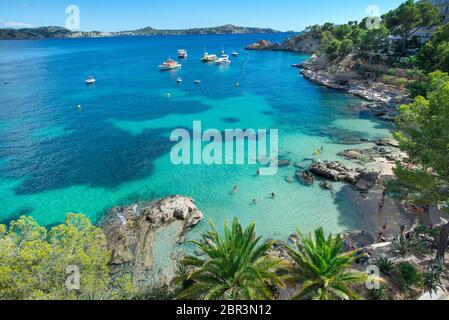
[{"xmin": 0, "ymin": 214, "xmax": 133, "ymax": 300}]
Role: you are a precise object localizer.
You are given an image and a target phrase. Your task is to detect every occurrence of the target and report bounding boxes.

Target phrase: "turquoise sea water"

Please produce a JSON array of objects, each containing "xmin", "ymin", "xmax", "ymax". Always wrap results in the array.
[{"xmin": 0, "ymin": 34, "xmax": 392, "ymax": 240}]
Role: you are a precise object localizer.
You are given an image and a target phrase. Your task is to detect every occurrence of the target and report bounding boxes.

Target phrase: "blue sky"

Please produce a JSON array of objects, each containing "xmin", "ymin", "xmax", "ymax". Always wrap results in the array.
[{"xmin": 0, "ymin": 0, "xmax": 405, "ymax": 31}]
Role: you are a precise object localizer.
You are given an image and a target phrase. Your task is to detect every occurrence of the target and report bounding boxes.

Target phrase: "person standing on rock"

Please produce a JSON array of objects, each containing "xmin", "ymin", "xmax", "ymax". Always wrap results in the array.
[{"xmin": 377, "ymin": 224, "xmax": 387, "ymax": 242}]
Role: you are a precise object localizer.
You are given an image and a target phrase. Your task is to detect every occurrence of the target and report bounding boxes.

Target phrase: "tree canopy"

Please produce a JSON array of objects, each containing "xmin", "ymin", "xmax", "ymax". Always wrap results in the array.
[
  {"xmin": 383, "ymin": 0, "xmax": 441, "ymax": 50},
  {"xmin": 416, "ymin": 24, "xmax": 449, "ymax": 73},
  {"xmin": 0, "ymin": 214, "xmax": 132, "ymax": 300},
  {"xmin": 392, "ymin": 71, "xmax": 449, "ymax": 258}
]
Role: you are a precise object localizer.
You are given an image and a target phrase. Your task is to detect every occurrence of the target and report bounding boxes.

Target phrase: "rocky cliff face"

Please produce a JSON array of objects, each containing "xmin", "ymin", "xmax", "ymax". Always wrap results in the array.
[
  {"xmin": 100, "ymin": 195, "xmax": 203, "ymax": 292},
  {"xmin": 245, "ymin": 32, "xmax": 320, "ymax": 53}
]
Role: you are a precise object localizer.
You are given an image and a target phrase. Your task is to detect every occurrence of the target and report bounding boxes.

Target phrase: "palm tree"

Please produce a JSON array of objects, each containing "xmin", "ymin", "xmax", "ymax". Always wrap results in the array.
[
  {"xmin": 284, "ymin": 228, "xmax": 369, "ymax": 300},
  {"xmin": 175, "ymin": 218, "xmax": 286, "ymax": 300}
]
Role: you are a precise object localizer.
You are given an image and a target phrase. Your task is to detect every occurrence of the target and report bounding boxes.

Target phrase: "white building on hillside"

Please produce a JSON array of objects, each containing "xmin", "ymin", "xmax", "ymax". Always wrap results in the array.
[{"xmin": 415, "ymin": 0, "xmax": 449, "ymax": 42}]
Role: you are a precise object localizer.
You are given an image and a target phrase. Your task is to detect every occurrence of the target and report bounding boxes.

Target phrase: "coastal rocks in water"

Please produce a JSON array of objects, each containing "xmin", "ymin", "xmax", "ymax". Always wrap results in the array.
[
  {"xmin": 351, "ymin": 102, "xmax": 399, "ymax": 122},
  {"xmin": 319, "ymin": 180, "xmax": 333, "ymax": 190},
  {"xmin": 100, "ymin": 195, "xmax": 203, "ymax": 291},
  {"xmin": 277, "ymin": 159, "xmax": 291, "ymax": 167},
  {"xmin": 355, "ymin": 171, "xmax": 380, "ymax": 192},
  {"xmin": 309, "ymin": 161, "xmax": 380, "ymax": 192},
  {"xmin": 376, "ymin": 138, "xmax": 400, "ymax": 148},
  {"xmin": 285, "ymin": 176, "xmax": 295, "ymax": 184},
  {"xmin": 308, "ymin": 161, "xmax": 359, "ymax": 184},
  {"xmin": 338, "ymin": 149, "xmax": 375, "ymax": 163},
  {"xmin": 245, "ymin": 40, "xmax": 275, "ymax": 50},
  {"xmin": 296, "ymin": 170, "xmax": 315, "ymax": 185},
  {"xmin": 300, "ymin": 54, "xmax": 410, "ymax": 105},
  {"xmin": 245, "ymin": 32, "xmax": 320, "ymax": 53}
]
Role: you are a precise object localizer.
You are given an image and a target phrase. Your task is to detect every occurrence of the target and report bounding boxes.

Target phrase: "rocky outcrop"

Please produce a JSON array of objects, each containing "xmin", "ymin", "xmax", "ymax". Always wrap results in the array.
[
  {"xmin": 308, "ymin": 161, "xmax": 380, "ymax": 192},
  {"xmin": 296, "ymin": 170, "xmax": 315, "ymax": 185},
  {"xmin": 299, "ymin": 54, "xmax": 411, "ymax": 106},
  {"xmin": 309, "ymin": 161, "xmax": 360, "ymax": 184},
  {"xmin": 245, "ymin": 40, "xmax": 274, "ymax": 50},
  {"xmin": 355, "ymin": 171, "xmax": 380, "ymax": 192},
  {"xmin": 100, "ymin": 195, "xmax": 203, "ymax": 291},
  {"xmin": 319, "ymin": 180, "xmax": 333, "ymax": 190},
  {"xmin": 245, "ymin": 32, "xmax": 320, "ymax": 53}
]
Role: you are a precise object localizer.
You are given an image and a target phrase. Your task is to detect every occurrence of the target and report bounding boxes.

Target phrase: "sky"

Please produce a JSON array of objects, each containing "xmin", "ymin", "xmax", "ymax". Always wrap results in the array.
[{"xmin": 0, "ymin": 0, "xmax": 405, "ymax": 32}]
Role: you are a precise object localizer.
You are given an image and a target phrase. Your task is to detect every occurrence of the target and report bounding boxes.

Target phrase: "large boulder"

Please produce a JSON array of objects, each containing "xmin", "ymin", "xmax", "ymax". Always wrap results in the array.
[
  {"xmin": 309, "ymin": 161, "xmax": 360, "ymax": 183},
  {"xmin": 245, "ymin": 40, "xmax": 273, "ymax": 50},
  {"xmin": 100, "ymin": 195, "xmax": 203, "ymax": 291},
  {"xmin": 296, "ymin": 170, "xmax": 315, "ymax": 185}
]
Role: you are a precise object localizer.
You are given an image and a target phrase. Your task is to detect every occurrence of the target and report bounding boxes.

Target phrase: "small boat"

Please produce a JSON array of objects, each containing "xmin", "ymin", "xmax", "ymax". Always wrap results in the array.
[
  {"xmin": 176, "ymin": 77, "xmax": 183, "ymax": 83},
  {"xmin": 178, "ymin": 49, "xmax": 188, "ymax": 59},
  {"xmin": 159, "ymin": 58, "xmax": 181, "ymax": 70},
  {"xmin": 4, "ymin": 80, "xmax": 9, "ymax": 85},
  {"xmin": 202, "ymin": 52, "xmax": 217, "ymax": 62},
  {"xmin": 194, "ymin": 80, "xmax": 201, "ymax": 84},
  {"xmin": 216, "ymin": 54, "xmax": 231, "ymax": 65},
  {"xmin": 231, "ymin": 51, "xmax": 239, "ymax": 57},
  {"xmin": 85, "ymin": 76, "xmax": 96, "ymax": 85}
]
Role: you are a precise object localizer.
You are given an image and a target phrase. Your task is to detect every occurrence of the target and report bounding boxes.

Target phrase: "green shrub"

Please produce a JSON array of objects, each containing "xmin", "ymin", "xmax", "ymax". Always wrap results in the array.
[
  {"xmin": 413, "ymin": 225, "xmax": 441, "ymax": 246},
  {"xmin": 390, "ymin": 235, "xmax": 411, "ymax": 258},
  {"xmin": 375, "ymin": 256, "xmax": 395, "ymax": 275},
  {"xmin": 423, "ymin": 258, "xmax": 447, "ymax": 296},
  {"xmin": 395, "ymin": 78, "xmax": 408, "ymax": 87},
  {"xmin": 397, "ymin": 262, "xmax": 423, "ymax": 290},
  {"xmin": 388, "ymin": 68, "xmax": 396, "ymax": 76},
  {"xmin": 367, "ymin": 285, "xmax": 388, "ymax": 300}
]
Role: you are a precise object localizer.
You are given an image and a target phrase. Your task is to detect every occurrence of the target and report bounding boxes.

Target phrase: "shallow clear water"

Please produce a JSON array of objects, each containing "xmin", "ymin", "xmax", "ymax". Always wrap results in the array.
[{"xmin": 0, "ymin": 34, "xmax": 392, "ymax": 240}]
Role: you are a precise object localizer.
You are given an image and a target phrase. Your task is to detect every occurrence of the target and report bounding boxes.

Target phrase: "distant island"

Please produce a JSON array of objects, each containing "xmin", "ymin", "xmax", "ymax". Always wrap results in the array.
[{"xmin": 0, "ymin": 24, "xmax": 281, "ymax": 40}]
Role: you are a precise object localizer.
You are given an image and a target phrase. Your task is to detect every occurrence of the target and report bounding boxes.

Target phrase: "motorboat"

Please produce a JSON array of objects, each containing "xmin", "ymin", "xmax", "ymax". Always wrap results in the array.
[
  {"xmin": 231, "ymin": 51, "xmax": 239, "ymax": 57},
  {"xmin": 215, "ymin": 54, "xmax": 231, "ymax": 65},
  {"xmin": 178, "ymin": 49, "xmax": 188, "ymax": 59},
  {"xmin": 85, "ymin": 76, "xmax": 96, "ymax": 85},
  {"xmin": 177, "ymin": 77, "xmax": 183, "ymax": 83},
  {"xmin": 159, "ymin": 58, "xmax": 182, "ymax": 70},
  {"xmin": 202, "ymin": 52, "xmax": 217, "ymax": 62},
  {"xmin": 194, "ymin": 80, "xmax": 201, "ymax": 84}
]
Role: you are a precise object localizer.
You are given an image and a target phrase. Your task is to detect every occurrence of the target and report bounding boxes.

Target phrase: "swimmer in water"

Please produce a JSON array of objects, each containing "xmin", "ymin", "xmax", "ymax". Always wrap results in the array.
[
  {"xmin": 233, "ymin": 186, "xmax": 238, "ymax": 193},
  {"xmin": 271, "ymin": 192, "xmax": 276, "ymax": 199},
  {"xmin": 252, "ymin": 198, "xmax": 257, "ymax": 205}
]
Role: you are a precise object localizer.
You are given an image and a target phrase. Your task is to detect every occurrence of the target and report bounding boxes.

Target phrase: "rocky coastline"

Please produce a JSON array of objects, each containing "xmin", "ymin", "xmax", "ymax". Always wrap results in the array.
[
  {"xmin": 99, "ymin": 195, "xmax": 203, "ymax": 293},
  {"xmin": 245, "ymin": 31, "xmax": 320, "ymax": 53},
  {"xmin": 299, "ymin": 54, "xmax": 411, "ymax": 107}
]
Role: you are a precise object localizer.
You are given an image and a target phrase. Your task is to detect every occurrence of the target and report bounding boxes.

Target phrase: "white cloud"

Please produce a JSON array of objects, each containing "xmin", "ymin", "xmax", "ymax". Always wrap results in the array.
[{"xmin": 0, "ymin": 21, "xmax": 34, "ymax": 28}]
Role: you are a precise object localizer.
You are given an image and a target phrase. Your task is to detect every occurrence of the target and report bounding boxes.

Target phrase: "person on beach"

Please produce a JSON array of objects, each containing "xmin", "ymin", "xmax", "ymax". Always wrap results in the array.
[
  {"xmin": 377, "ymin": 224, "xmax": 387, "ymax": 242},
  {"xmin": 378, "ymin": 190, "xmax": 386, "ymax": 212}
]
